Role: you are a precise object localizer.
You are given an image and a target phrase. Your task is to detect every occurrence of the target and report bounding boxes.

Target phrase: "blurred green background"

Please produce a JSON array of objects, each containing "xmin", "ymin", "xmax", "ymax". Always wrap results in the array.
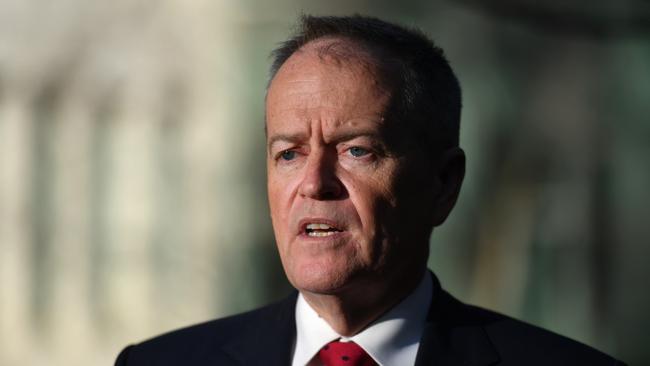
[{"xmin": 0, "ymin": 0, "xmax": 647, "ymax": 365}]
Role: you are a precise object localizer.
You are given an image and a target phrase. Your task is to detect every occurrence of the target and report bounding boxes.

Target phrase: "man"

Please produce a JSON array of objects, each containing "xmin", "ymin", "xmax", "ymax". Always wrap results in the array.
[{"xmin": 116, "ymin": 15, "xmax": 624, "ymax": 366}]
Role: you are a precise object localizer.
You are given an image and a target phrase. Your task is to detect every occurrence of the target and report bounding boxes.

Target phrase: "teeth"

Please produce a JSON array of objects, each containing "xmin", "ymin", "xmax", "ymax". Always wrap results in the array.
[
  {"xmin": 305, "ymin": 222, "xmax": 340, "ymax": 237},
  {"xmin": 306, "ymin": 223, "xmax": 333, "ymax": 230},
  {"xmin": 308, "ymin": 231, "xmax": 337, "ymax": 237}
]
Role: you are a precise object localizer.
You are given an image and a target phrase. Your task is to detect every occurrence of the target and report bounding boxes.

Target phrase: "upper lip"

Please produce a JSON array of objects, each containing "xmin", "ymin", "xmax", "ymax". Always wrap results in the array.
[{"xmin": 297, "ymin": 218, "xmax": 344, "ymax": 234}]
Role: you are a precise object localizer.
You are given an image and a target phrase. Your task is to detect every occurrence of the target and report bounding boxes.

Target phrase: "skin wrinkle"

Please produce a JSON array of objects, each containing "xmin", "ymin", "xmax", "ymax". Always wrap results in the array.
[{"xmin": 268, "ymin": 129, "xmax": 389, "ymax": 159}]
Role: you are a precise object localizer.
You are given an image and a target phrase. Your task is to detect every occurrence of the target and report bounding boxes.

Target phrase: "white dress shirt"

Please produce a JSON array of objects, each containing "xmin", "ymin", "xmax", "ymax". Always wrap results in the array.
[{"xmin": 291, "ymin": 273, "xmax": 433, "ymax": 366}]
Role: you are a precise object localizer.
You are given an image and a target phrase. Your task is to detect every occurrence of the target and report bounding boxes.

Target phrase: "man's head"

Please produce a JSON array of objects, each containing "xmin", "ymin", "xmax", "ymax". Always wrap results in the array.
[{"xmin": 265, "ymin": 15, "xmax": 465, "ymax": 299}]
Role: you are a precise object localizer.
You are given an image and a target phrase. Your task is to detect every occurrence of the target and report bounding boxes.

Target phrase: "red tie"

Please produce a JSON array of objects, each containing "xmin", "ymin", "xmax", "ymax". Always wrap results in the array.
[{"xmin": 318, "ymin": 341, "xmax": 377, "ymax": 366}]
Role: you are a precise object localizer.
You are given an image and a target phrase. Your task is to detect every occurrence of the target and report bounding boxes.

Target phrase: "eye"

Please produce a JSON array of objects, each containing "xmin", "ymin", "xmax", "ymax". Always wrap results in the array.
[
  {"xmin": 348, "ymin": 146, "xmax": 370, "ymax": 157},
  {"xmin": 280, "ymin": 150, "xmax": 297, "ymax": 161}
]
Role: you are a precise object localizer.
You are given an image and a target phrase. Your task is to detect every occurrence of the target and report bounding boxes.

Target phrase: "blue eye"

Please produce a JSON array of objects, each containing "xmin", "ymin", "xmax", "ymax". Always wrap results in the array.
[
  {"xmin": 349, "ymin": 147, "xmax": 369, "ymax": 157},
  {"xmin": 280, "ymin": 150, "xmax": 297, "ymax": 161}
]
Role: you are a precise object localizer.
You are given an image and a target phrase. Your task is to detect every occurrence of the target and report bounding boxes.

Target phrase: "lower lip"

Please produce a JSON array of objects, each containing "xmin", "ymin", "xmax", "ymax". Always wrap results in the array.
[{"xmin": 298, "ymin": 231, "xmax": 347, "ymax": 241}]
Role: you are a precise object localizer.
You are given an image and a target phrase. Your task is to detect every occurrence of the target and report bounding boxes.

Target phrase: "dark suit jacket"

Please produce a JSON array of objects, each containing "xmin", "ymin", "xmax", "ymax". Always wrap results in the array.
[{"xmin": 115, "ymin": 274, "xmax": 624, "ymax": 365}]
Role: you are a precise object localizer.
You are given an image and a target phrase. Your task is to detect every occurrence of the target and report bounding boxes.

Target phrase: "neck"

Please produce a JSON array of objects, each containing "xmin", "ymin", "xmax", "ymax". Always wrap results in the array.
[{"xmin": 301, "ymin": 267, "xmax": 426, "ymax": 336}]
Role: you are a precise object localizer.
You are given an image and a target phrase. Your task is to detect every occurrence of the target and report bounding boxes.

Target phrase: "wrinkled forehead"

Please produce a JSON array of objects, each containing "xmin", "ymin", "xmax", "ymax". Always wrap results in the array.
[
  {"xmin": 268, "ymin": 39, "xmax": 390, "ymax": 113},
  {"xmin": 268, "ymin": 37, "xmax": 387, "ymax": 95}
]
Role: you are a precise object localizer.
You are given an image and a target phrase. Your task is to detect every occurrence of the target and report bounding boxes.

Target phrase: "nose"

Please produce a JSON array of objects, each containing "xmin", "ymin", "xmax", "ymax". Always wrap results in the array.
[{"xmin": 298, "ymin": 150, "xmax": 344, "ymax": 200}]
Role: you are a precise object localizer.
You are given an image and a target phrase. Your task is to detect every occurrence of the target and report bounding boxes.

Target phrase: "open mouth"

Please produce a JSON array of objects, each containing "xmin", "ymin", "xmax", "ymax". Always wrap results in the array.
[{"xmin": 305, "ymin": 223, "xmax": 342, "ymax": 237}]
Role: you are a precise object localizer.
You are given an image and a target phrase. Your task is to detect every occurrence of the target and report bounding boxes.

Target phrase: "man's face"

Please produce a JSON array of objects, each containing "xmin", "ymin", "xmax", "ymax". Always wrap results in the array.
[{"xmin": 266, "ymin": 42, "xmax": 436, "ymax": 296}]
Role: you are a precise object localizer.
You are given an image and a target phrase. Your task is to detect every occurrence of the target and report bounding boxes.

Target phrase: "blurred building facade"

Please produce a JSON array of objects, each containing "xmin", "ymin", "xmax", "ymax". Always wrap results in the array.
[{"xmin": 0, "ymin": 0, "xmax": 647, "ymax": 365}]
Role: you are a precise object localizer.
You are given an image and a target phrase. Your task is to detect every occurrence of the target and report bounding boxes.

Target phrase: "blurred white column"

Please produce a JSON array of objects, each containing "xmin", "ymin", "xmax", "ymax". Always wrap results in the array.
[
  {"xmin": 0, "ymin": 95, "xmax": 37, "ymax": 365},
  {"xmin": 102, "ymin": 78, "xmax": 158, "ymax": 340},
  {"xmin": 46, "ymin": 86, "xmax": 97, "ymax": 364}
]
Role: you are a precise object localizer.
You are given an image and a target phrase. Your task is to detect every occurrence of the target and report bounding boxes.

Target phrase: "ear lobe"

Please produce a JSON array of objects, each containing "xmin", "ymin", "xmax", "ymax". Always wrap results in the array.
[{"xmin": 431, "ymin": 147, "xmax": 466, "ymax": 226}]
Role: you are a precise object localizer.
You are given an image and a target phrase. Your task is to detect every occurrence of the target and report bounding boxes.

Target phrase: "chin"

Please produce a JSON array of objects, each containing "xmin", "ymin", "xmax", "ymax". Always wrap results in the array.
[{"xmin": 288, "ymin": 261, "xmax": 359, "ymax": 295}]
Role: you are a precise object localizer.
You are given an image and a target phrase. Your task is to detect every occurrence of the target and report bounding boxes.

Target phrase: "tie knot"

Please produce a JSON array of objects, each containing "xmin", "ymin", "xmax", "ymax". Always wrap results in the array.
[{"xmin": 318, "ymin": 341, "xmax": 376, "ymax": 366}]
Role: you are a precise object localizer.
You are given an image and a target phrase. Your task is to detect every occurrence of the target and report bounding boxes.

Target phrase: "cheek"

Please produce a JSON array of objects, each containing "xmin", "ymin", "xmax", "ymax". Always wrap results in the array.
[
  {"xmin": 267, "ymin": 186, "xmax": 287, "ymax": 238},
  {"xmin": 346, "ymin": 177, "xmax": 393, "ymax": 235},
  {"xmin": 268, "ymin": 173, "xmax": 294, "ymax": 211},
  {"xmin": 348, "ymin": 171, "xmax": 404, "ymax": 251},
  {"xmin": 268, "ymin": 174, "xmax": 302, "ymax": 240}
]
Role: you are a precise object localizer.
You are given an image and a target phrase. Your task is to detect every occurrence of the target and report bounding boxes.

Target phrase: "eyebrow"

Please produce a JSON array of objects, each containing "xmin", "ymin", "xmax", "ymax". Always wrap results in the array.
[
  {"xmin": 267, "ymin": 133, "xmax": 308, "ymax": 153},
  {"xmin": 328, "ymin": 130, "xmax": 383, "ymax": 144},
  {"xmin": 267, "ymin": 129, "xmax": 385, "ymax": 153}
]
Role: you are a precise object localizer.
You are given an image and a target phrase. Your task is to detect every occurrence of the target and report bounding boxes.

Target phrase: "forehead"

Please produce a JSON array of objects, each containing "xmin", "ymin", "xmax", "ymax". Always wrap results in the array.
[
  {"xmin": 266, "ymin": 39, "xmax": 390, "ymax": 129},
  {"xmin": 274, "ymin": 37, "xmax": 380, "ymax": 85}
]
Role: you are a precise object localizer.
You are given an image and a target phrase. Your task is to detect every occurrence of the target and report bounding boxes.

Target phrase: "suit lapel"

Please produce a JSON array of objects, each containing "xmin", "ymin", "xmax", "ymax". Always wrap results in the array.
[
  {"xmin": 414, "ymin": 273, "xmax": 500, "ymax": 366},
  {"xmin": 222, "ymin": 292, "xmax": 298, "ymax": 365},
  {"xmin": 220, "ymin": 274, "xmax": 500, "ymax": 366}
]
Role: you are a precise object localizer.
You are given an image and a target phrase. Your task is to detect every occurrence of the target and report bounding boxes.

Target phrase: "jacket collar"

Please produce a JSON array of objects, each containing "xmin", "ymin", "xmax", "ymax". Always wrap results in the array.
[
  {"xmin": 221, "ymin": 272, "xmax": 499, "ymax": 366},
  {"xmin": 414, "ymin": 273, "xmax": 500, "ymax": 366},
  {"xmin": 221, "ymin": 292, "xmax": 298, "ymax": 365}
]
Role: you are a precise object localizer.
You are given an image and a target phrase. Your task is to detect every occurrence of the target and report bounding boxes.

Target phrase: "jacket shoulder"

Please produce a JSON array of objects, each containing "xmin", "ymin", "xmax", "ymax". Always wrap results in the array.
[
  {"xmin": 455, "ymin": 301, "xmax": 624, "ymax": 365},
  {"xmin": 115, "ymin": 295, "xmax": 296, "ymax": 366}
]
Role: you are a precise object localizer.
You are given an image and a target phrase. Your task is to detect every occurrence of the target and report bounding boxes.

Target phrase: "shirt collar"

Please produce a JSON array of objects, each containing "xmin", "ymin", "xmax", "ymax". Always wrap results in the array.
[{"xmin": 292, "ymin": 273, "xmax": 433, "ymax": 366}]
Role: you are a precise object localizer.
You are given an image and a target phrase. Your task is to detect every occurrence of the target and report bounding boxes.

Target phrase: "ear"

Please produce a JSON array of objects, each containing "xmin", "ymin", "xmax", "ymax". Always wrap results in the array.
[{"xmin": 431, "ymin": 147, "xmax": 466, "ymax": 227}]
